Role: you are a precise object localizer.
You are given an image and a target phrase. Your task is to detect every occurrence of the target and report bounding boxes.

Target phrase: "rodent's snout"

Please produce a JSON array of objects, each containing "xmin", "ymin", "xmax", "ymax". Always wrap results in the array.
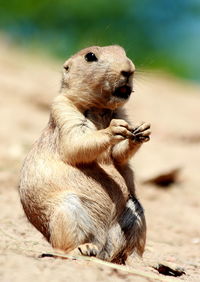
[
  {"xmin": 120, "ymin": 62, "xmax": 135, "ymax": 80},
  {"xmin": 111, "ymin": 64, "xmax": 134, "ymax": 100},
  {"xmin": 121, "ymin": 70, "xmax": 134, "ymax": 79},
  {"xmin": 111, "ymin": 64, "xmax": 134, "ymax": 99},
  {"xmin": 120, "ymin": 70, "xmax": 134, "ymax": 85}
]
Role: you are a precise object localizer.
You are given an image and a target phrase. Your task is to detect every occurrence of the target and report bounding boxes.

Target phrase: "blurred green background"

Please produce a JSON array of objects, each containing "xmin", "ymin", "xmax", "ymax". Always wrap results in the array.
[{"xmin": 1, "ymin": 0, "xmax": 200, "ymax": 82}]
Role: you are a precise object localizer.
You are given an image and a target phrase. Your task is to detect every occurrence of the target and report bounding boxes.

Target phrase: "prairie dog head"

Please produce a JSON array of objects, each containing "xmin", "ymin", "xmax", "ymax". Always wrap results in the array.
[{"xmin": 61, "ymin": 45, "xmax": 135, "ymax": 110}]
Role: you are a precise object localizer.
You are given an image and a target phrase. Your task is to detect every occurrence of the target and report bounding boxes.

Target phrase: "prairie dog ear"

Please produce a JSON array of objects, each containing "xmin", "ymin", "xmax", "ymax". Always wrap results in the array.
[
  {"xmin": 63, "ymin": 60, "xmax": 71, "ymax": 74},
  {"xmin": 62, "ymin": 60, "xmax": 72, "ymax": 89}
]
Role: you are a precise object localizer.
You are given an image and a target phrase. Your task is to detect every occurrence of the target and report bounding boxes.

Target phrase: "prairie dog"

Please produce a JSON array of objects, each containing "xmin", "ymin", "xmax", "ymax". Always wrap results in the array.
[{"xmin": 19, "ymin": 45, "xmax": 151, "ymax": 264}]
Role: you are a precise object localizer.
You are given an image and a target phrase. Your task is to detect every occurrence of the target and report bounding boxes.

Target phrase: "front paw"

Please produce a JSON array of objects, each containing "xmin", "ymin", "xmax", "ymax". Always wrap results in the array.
[
  {"xmin": 107, "ymin": 119, "xmax": 133, "ymax": 144},
  {"xmin": 131, "ymin": 122, "xmax": 151, "ymax": 143}
]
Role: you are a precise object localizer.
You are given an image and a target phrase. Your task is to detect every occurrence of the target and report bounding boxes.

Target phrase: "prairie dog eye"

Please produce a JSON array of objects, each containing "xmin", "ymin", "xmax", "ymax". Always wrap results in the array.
[{"xmin": 85, "ymin": 52, "xmax": 98, "ymax": 62}]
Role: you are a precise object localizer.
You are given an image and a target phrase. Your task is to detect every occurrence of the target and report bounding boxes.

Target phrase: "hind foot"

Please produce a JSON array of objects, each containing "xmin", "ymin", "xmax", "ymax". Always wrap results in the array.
[
  {"xmin": 68, "ymin": 243, "xmax": 99, "ymax": 257},
  {"xmin": 78, "ymin": 243, "xmax": 99, "ymax": 257}
]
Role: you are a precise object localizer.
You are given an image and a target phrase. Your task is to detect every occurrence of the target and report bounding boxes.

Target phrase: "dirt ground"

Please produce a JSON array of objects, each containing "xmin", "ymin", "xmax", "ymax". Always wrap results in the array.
[{"xmin": 0, "ymin": 38, "xmax": 200, "ymax": 282}]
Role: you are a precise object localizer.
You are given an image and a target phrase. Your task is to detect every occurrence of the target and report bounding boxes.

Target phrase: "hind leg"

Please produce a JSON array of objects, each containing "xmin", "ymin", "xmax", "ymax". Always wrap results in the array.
[
  {"xmin": 99, "ymin": 196, "xmax": 146, "ymax": 263},
  {"xmin": 49, "ymin": 193, "xmax": 101, "ymax": 255},
  {"xmin": 119, "ymin": 196, "xmax": 146, "ymax": 257}
]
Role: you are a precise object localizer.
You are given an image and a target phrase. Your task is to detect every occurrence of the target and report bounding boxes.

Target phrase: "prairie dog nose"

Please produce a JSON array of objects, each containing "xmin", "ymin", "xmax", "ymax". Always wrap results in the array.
[{"xmin": 121, "ymin": 70, "xmax": 134, "ymax": 79}]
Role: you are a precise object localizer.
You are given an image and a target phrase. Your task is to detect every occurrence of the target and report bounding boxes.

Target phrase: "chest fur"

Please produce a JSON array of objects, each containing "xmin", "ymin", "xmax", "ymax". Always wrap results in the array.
[{"xmin": 84, "ymin": 108, "xmax": 114, "ymax": 130}]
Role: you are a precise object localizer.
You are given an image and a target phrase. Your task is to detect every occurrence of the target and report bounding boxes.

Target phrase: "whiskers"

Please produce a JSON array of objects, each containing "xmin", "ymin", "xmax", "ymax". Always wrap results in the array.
[{"xmin": 133, "ymin": 68, "xmax": 161, "ymax": 91}]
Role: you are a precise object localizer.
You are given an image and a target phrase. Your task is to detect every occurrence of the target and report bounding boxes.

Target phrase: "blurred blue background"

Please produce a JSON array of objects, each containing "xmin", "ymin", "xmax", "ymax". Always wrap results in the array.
[{"xmin": 1, "ymin": 0, "xmax": 200, "ymax": 82}]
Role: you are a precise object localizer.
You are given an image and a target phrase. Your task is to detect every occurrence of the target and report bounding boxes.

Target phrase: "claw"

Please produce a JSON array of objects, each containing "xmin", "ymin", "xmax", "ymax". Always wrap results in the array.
[
  {"xmin": 78, "ymin": 243, "xmax": 99, "ymax": 257},
  {"xmin": 132, "ymin": 123, "xmax": 151, "ymax": 135},
  {"xmin": 134, "ymin": 136, "xmax": 150, "ymax": 143},
  {"xmin": 134, "ymin": 129, "xmax": 151, "ymax": 138},
  {"xmin": 130, "ymin": 122, "xmax": 151, "ymax": 143}
]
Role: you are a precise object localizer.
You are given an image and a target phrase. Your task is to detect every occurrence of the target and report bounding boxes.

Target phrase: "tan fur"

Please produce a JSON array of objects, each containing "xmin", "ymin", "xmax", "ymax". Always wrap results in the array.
[{"xmin": 19, "ymin": 45, "xmax": 151, "ymax": 264}]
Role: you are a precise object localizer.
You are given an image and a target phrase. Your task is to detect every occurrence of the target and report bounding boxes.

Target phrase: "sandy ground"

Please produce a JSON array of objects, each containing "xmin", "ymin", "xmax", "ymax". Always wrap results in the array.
[{"xmin": 0, "ymin": 38, "xmax": 200, "ymax": 282}]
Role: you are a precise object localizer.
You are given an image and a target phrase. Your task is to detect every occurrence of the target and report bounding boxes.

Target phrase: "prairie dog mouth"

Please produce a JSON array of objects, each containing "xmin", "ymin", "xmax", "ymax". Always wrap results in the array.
[{"xmin": 113, "ymin": 86, "xmax": 132, "ymax": 99}]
